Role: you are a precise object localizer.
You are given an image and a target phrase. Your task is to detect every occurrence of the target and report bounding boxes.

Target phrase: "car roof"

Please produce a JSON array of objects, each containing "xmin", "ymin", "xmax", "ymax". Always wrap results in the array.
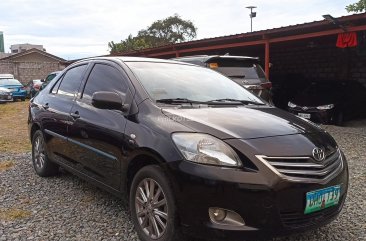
[
  {"xmin": 171, "ymin": 55, "xmax": 259, "ymax": 63},
  {"xmin": 0, "ymin": 74, "xmax": 14, "ymax": 79},
  {"xmin": 73, "ymin": 56, "xmax": 196, "ymax": 66}
]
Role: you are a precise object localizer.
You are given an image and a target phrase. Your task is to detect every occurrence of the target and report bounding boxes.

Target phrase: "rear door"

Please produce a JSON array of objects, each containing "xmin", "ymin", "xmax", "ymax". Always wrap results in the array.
[
  {"xmin": 67, "ymin": 61, "xmax": 133, "ymax": 190},
  {"xmin": 41, "ymin": 64, "xmax": 88, "ymax": 164}
]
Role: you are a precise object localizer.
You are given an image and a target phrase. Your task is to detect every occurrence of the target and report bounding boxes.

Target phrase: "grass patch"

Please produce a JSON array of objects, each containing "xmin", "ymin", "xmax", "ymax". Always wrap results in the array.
[
  {"xmin": 0, "ymin": 160, "xmax": 15, "ymax": 172},
  {"xmin": 0, "ymin": 208, "xmax": 32, "ymax": 220},
  {"xmin": 0, "ymin": 101, "xmax": 31, "ymax": 153}
]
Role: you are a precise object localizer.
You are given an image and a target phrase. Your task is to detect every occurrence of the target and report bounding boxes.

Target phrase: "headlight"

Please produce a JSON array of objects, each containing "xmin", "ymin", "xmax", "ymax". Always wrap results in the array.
[
  {"xmin": 316, "ymin": 104, "xmax": 334, "ymax": 110},
  {"xmin": 288, "ymin": 102, "xmax": 297, "ymax": 108},
  {"xmin": 172, "ymin": 133, "xmax": 242, "ymax": 167}
]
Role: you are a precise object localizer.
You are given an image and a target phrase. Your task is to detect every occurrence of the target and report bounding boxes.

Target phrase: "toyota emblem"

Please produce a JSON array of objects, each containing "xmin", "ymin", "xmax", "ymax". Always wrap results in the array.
[{"xmin": 312, "ymin": 148, "xmax": 325, "ymax": 162}]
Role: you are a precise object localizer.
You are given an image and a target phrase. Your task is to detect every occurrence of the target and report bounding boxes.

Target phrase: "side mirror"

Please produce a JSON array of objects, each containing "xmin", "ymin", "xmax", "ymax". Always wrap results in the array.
[{"xmin": 92, "ymin": 91, "xmax": 126, "ymax": 111}]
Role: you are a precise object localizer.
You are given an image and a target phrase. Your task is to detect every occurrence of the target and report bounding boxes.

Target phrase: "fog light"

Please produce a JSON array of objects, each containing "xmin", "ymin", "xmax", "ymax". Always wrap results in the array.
[
  {"xmin": 210, "ymin": 208, "xmax": 227, "ymax": 222},
  {"xmin": 209, "ymin": 207, "xmax": 245, "ymax": 226}
]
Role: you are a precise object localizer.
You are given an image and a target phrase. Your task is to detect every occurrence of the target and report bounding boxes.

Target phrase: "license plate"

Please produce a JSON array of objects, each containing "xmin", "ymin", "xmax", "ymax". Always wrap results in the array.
[
  {"xmin": 7, "ymin": 96, "xmax": 11, "ymax": 99},
  {"xmin": 298, "ymin": 113, "xmax": 311, "ymax": 119},
  {"xmin": 305, "ymin": 185, "xmax": 341, "ymax": 214}
]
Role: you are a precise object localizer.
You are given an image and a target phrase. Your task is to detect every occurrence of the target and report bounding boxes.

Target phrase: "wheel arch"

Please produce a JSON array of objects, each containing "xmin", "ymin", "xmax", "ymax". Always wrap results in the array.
[
  {"xmin": 30, "ymin": 123, "xmax": 41, "ymax": 141},
  {"xmin": 125, "ymin": 148, "xmax": 169, "ymax": 196}
]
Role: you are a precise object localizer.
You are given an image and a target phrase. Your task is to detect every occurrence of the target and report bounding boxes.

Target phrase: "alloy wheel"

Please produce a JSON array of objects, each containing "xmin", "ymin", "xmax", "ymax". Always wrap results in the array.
[
  {"xmin": 33, "ymin": 135, "xmax": 46, "ymax": 170},
  {"xmin": 135, "ymin": 178, "xmax": 168, "ymax": 239}
]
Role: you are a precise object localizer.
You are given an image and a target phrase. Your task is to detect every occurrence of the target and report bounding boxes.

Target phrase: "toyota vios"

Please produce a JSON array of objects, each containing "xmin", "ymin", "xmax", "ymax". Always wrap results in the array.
[{"xmin": 28, "ymin": 57, "xmax": 348, "ymax": 241}]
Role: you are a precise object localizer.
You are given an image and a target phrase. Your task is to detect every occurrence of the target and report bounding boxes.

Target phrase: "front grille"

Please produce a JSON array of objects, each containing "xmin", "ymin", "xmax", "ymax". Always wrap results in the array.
[
  {"xmin": 258, "ymin": 150, "xmax": 343, "ymax": 182},
  {"xmin": 280, "ymin": 202, "xmax": 342, "ymax": 228},
  {"xmin": 291, "ymin": 106, "xmax": 318, "ymax": 112}
]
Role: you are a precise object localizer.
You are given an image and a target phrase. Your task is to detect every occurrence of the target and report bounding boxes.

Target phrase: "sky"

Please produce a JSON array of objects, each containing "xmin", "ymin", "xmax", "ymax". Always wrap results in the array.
[{"xmin": 0, "ymin": 0, "xmax": 358, "ymax": 60}]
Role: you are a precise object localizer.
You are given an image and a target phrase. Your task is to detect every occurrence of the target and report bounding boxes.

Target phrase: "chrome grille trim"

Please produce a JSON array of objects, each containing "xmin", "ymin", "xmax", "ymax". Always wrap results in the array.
[{"xmin": 256, "ymin": 149, "xmax": 343, "ymax": 183}]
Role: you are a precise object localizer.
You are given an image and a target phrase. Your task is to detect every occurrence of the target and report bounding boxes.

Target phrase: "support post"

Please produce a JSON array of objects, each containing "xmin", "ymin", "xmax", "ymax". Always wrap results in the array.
[{"xmin": 265, "ymin": 40, "xmax": 270, "ymax": 79}]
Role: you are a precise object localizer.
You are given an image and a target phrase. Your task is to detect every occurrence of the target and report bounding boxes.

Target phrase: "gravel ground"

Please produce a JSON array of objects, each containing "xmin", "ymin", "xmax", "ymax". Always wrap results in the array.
[{"xmin": 0, "ymin": 125, "xmax": 365, "ymax": 241}]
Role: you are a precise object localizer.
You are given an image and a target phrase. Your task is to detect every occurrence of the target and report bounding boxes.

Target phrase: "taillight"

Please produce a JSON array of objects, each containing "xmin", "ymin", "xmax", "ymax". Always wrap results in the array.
[
  {"xmin": 34, "ymin": 84, "xmax": 40, "ymax": 90},
  {"xmin": 20, "ymin": 86, "xmax": 25, "ymax": 90},
  {"xmin": 260, "ymin": 82, "xmax": 272, "ymax": 89}
]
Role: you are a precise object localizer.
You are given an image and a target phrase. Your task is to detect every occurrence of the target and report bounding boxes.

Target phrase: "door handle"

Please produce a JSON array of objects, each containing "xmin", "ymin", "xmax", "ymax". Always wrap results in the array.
[
  {"xmin": 42, "ymin": 103, "xmax": 49, "ymax": 110},
  {"xmin": 70, "ymin": 111, "xmax": 80, "ymax": 119}
]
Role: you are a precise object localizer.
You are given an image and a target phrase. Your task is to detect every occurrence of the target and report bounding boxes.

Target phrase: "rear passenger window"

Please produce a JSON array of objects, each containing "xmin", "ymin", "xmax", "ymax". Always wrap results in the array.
[
  {"xmin": 58, "ymin": 65, "xmax": 87, "ymax": 97},
  {"xmin": 82, "ymin": 64, "xmax": 128, "ymax": 102}
]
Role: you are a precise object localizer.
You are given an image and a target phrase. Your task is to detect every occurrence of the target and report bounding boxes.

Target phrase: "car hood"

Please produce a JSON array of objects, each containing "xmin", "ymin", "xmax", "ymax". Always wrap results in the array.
[
  {"xmin": 291, "ymin": 91, "xmax": 338, "ymax": 107},
  {"xmin": 162, "ymin": 106, "xmax": 323, "ymax": 140},
  {"xmin": 0, "ymin": 84, "xmax": 23, "ymax": 89},
  {"xmin": 0, "ymin": 87, "xmax": 11, "ymax": 93}
]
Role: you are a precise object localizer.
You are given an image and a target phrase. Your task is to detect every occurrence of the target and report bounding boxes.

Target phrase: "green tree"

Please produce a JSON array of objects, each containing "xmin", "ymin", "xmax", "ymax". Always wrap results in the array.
[
  {"xmin": 108, "ymin": 14, "xmax": 197, "ymax": 54},
  {"xmin": 108, "ymin": 35, "xmax": 150, "ymax": 54},
  {"xmin": 346, "ymin": 0, "xmax": 366, "ymax": 13}
]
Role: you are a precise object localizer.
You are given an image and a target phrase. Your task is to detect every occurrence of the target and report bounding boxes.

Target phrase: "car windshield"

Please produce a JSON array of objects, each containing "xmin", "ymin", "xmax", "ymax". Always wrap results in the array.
[
  {"xmin": 45, "ymin": 73, "xmax": 58, "ymax": 82},
  {"xmin": 127, "ymin": 62, "xmax": 264, "ymax": 104},
  {"xmin": 0, "ymin": 79, "xmax": 22, "ymax": 85},
  {"xmin": 304, "ymin": 83, "xmax": 343, "ymax": 95}
]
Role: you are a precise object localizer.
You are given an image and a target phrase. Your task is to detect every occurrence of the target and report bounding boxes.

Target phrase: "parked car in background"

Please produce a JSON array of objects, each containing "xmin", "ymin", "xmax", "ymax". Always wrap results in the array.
[
  {"xmin": 288, "ymin": 81, "xmax": 366, "ymax": 126},
  {"xmin": 25, "ymin": 79, "xmax": 42, "ymax": 98},
  {"xmin": 29, "ymin": 57, "xmax": 348, "ymax": 241},
  {"xmin": 0, "ymin": 78, "xmax": 26, "ymax": 101},
  {"xmin": 40, "ymin": 71, "xmax": 61, "ymax": 90},
  {"xmin": 0, "ymin": 87, "xmax": 13, "ymax": 103},
  {"xmin": 173, "ymin": 55, "xmax": 273, "ymax": 103},
  {"xmin": 0, "ymin": 74, "xmax": 15, "ymax": 79}
]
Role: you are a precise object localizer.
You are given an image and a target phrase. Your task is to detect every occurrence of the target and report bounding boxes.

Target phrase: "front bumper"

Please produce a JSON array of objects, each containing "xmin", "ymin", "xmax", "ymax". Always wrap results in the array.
[
  {"xmin": 168, "ymin": 152, "xmax": 348, "ymax": 240},
  {"xmin": 288, "ymin": 107, "xmax": 334, "ymax": 124},
  {"xmin": 0, "ymin": 93, "xmax": 13, "ymax": 102},
  {"xmin": 12, "ymin": 90, "xmax": 27, "ymax": 98}
]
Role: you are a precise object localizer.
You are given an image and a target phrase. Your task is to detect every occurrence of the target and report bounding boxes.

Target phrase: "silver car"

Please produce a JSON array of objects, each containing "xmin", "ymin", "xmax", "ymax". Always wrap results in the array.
[{"xmin": 0, "ymin": 87, "xmax": 13, "ymax": 103}]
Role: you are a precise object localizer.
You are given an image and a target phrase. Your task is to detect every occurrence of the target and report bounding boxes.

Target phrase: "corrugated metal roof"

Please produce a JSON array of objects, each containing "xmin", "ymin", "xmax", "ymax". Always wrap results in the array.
[{"xmin": 116, "ymin": 13, "xmax": 366, "ymax": 56}]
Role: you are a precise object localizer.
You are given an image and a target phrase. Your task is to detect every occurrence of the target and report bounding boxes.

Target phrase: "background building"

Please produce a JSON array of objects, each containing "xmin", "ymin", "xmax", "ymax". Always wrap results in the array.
[
  {"xmin": 0, "ymin": 48, "xmax": 66, "ymax": 84},
  {"xmin": 10, "ymin": 43, "xmax": 45, "ymax": 54}
]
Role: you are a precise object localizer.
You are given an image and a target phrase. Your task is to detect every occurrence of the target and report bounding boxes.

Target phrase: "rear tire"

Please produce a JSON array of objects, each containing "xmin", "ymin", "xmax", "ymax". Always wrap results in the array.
[
  {"xmin": 129, "ymin": 165, "xmax": 185, "ymax": 241},
  {"xmin": 31, "ymin": 130, "xmax": 59, "ymax": 177}
]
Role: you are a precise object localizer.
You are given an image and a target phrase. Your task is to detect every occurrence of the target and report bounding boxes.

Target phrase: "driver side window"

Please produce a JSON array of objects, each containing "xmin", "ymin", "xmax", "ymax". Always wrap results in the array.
[{"xmin": 82, "ymin": 64, "xmax": 128, "ymax": 103}]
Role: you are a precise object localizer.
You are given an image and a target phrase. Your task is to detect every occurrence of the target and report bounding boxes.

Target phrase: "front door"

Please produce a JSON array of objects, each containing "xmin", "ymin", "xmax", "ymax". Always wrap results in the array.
[{"xmin": 68, "ymin": 62, "xmax": 133, "ymax": 190}]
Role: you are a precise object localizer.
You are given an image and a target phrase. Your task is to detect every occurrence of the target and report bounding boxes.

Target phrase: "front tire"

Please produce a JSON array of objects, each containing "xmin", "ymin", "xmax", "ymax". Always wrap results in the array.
[
  {"xmin": 129, "ymin": 165, "xmax": 184, "ymax": 241},
  {"xmin": 32, "ymin": 130, "xmax": 59, "ymax": 177}
]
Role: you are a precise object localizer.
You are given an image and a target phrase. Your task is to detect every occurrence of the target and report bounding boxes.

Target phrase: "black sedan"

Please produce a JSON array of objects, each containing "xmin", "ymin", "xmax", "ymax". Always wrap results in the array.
[
  {"xmin": 288, "ymin": 81, "xmax": 365, "ymax": 126},
  {"xmin": 28, "ymin": 57, "xmax": 348, "ymax": 241}
]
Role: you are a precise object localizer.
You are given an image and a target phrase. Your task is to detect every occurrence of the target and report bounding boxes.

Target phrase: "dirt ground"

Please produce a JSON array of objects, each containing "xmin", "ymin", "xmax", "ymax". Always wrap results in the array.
[{"xmin": 0, "ymin": 100, "xmax": 31, "ymax": 154}]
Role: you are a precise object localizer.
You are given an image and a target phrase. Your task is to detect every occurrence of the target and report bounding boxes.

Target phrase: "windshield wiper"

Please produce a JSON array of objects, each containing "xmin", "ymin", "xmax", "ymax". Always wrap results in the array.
[
  {"xmin": 208, "ymin": 98, "xmax": 265, "ymax": 105},
  {"xmin": 228, "ymin": 75, "xmax": 246, "ymax": 78},
  {"xmin": 156, "ymin": 98, "xmax": 207, "ymax": 105},
  {"xmin": 156, "ymin": 98, "xmax": 265, "ymax": 106}
]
